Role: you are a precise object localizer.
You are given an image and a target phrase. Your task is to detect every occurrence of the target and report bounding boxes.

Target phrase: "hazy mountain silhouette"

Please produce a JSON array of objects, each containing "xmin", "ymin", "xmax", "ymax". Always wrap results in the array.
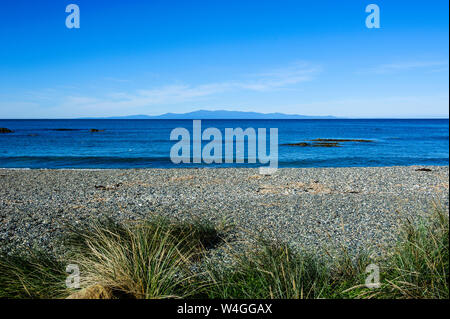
[{"xmin": 82, "ymin": 110, "xmax": 337, "ymax": 119}]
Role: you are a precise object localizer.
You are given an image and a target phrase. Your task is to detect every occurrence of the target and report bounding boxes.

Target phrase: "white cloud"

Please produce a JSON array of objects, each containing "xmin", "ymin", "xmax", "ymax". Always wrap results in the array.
[
  {"xmin": 48, "ymin": 62, "xmax": 321, "ymax": 114},
  {"xmin": 360, "ymin": 61, "xmax": 449, "ymax": 74}
]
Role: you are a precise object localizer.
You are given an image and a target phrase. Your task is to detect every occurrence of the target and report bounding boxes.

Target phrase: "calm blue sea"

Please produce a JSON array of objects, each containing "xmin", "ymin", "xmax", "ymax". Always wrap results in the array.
[{"xmin": 0, "ymin": 119, "xmax": 448, "ymax": 169}]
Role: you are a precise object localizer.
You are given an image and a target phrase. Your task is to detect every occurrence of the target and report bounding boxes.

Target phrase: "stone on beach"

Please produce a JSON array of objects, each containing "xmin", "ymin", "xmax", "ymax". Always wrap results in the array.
[{"xmin": 0, "ymin": 166, "xmax": 448, "ymax": 259}]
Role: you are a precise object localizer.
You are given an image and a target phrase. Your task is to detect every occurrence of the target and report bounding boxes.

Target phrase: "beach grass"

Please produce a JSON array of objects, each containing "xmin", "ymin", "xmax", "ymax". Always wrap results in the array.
[
  {"xmin": 64, "ymin": 216, "xmax": 220, "ymax": 299},
  {"xmin": 0, "ymin": 207, "xmax": 448, "ymax": 299},
  {"xmin": 0, "ymin": 250, "xmax": 69, "ymax": 299},
  {"xmin": 199, "ymin": 241, "xmax": 370, "ymax": 299},
  {"xmin": 378, "ymin": 205, "xmax": 449, "ymax": 298}
]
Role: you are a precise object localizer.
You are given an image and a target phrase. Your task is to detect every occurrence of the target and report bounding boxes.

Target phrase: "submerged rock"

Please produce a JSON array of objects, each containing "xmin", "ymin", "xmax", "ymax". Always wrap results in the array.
[
  {"xmin": 308, "ymin": 138, "xmax": 373, "ymax": 143},
  {"xmin": 282, "ymin": 141, "xmax": 341, "ymax": 147},
  {"xmin": 283, "ymin": 142, "xmax": 311, "ymax": 147},
  {"xmin": 312, "ymin": 142, "xmax": 341, "ymax": 147},
  {"xmin": 90, "ymin": 129, "xmax": 105, "ymax": 132},
  {"xmin": 283, "ymin": 138, "xmax": 373, "ymax": 148},
  {"xmin": 0, "ymin": 127, "xmax": 13, "ymax": 133}
]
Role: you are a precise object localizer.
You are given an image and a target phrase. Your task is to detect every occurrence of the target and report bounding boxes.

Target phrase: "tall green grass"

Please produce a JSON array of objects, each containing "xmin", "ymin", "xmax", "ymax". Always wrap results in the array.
[
  {"xmin": 200, "ymin": 240, "xmax": 371, "ymax": 299},
  {"xmin": 0, "ymin": 207, "xmax": 448, "ymax": 299},
  {"xmin": 66, "ymin": 217, "xmax": 219, "ymax": 299},
  {"xmin": 377, "ymin": 207, "xmax": 448, "ymax": 298},
  {"xmin": 0, "ymin": 250, "xmax": 68, "ymax": 299}
]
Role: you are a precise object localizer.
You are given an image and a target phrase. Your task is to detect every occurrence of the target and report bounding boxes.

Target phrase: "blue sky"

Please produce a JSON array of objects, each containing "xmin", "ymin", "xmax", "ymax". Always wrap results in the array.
[{"xmin": 0, "ymin": 0, "xmax": 448, "ymax": 118}]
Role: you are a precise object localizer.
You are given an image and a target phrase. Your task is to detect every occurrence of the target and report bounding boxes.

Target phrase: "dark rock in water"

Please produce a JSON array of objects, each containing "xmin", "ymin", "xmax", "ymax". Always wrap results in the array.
[
  {"xmin": 284, "ymin": 138, "xmax": 374, "ymax": 148},
  {"xmin": 0, "ymin": 127, "xmax": 13, "ymax": 133},
  {"xmin": 308, "ymin": 138, "xmax": 373, "ymax": 143},
  {"xmin": 415, "ymin": 168, "xmax": 432, "ymax": 172},
  {"xmin": 283, "ymin": 142, "xmax": 311, "ymax": 147},
  {"xmin": 312, "ymin": 142, "xmax": 341, "ymax": 147},
  {"xmin": 318, "ymin": 143, "xmax": 340, "ymax": 147},
  {"xmin": 90, "ymin": 129, "xmax": 105, "ymax": 132},
  {"xmin": 283, "ymin": 141, "xmax": 341, "ymax": 147}
]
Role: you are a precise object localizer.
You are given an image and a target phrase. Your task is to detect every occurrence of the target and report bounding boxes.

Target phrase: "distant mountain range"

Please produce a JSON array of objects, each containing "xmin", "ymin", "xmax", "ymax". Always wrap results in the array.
[{"xmin": 80, "ymin": 110, "xmax": 337, "ymax": 119}]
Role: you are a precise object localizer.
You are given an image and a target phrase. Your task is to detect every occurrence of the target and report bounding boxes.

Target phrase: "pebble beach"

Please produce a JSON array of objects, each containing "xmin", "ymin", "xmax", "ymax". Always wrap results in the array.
[{"xmin": 0, "ymin": 166, "xmax": 448, "ymax": 257}]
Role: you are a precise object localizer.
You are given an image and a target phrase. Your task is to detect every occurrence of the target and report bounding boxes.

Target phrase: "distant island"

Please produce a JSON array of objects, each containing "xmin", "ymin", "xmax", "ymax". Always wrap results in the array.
[{"xmin": 79, "ymin": 110, "xmax": 337, "ymax": 120}]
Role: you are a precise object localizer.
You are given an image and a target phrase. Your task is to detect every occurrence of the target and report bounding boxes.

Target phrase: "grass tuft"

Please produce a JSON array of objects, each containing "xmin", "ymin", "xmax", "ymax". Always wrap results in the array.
[
  {"xmin": 377, "ymin": 207, "xmax": 449, "ymax": 299},
  {"xmin": 200, "ymin": 240, "xmax": 372, "ymax": 299},
  {"xmin": 202, "ymin": 241, "xmax": 331, "ymax": 298},
  {"xmin": 0, "ymin": 207, "xmax": 447, "ymax": 299},
  {"xmin": 66, "ymin": 217, "xmax": 220, "ymax": 299},
  {"xmin": 0, "ymin": 250, "xmax": 69, "ymax": 299}
]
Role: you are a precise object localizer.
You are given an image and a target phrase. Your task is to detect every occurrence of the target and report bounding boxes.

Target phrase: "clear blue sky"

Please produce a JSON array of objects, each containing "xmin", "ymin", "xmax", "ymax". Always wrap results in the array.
[{"xmin": 0, "ymin": 0, "xmax": 448, "ymax": 118}]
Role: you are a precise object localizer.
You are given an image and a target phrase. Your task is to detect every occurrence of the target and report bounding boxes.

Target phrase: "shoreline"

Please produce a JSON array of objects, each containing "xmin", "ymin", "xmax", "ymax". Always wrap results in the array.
[
  {"xmin": 1, "ymin": 163, "xmax": 449, "ymax": 170},
  {"xmin": 1, "ymin": 165, "xmax": 448, "ymax": 258}
]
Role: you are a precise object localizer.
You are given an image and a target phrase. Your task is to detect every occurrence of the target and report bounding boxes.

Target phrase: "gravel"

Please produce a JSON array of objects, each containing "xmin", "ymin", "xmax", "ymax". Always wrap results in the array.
[{"xmin": 0, "ymin": 166, "xmax": 448, "ymax": 258}]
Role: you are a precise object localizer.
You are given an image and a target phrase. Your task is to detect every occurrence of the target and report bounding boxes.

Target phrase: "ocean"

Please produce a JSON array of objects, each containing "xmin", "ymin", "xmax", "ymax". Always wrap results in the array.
[{"xmin": 0, "ymin": 119, "xmax": 448, "ymax": 169}]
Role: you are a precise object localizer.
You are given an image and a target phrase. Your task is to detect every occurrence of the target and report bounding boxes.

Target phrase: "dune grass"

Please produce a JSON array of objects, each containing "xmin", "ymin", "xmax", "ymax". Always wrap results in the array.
[
  {"xmin": 200, "ymin": 241, "xmax": 369, "ymax": 299},
  {"xmin": 0, "ymin": 207, "xmax": 448, "ymax": 299},
  {"xmin": 0, "ymin": 250, "xmax": 68, "ymax": 299},
  {"xmin": 65, "ymin": 217, "xmax": 220, "ymax": 299},
  {"xmin": 377, "ymin": 207, "xmax": 448, "ymax": 298}
]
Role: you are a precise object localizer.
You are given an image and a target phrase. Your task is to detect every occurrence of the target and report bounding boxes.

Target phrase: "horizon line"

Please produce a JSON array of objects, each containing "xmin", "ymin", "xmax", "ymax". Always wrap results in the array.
[{"xmin": 1, "ymin": 117, "xmax": 448, "ymax": 120}]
